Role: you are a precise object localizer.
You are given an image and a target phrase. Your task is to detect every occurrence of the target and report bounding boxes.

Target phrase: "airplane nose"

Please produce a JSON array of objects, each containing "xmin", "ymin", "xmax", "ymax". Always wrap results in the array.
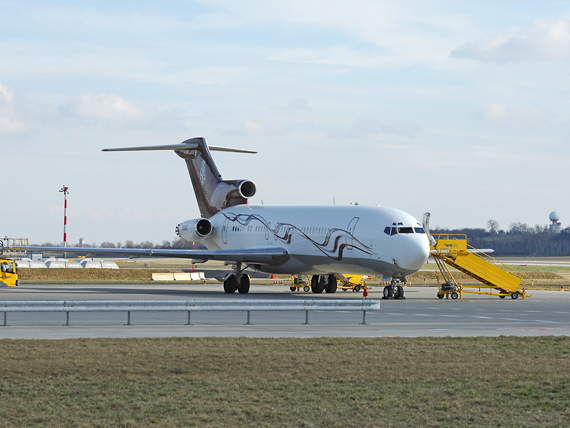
[{"xmin": 403, "ymin": 235, "xmax": 430, "ymax": 272}]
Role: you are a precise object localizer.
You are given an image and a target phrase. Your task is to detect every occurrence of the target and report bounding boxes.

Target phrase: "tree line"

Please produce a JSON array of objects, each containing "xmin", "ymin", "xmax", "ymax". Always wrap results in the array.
[
  {"xmin": 37, "ymin": 238, "xmax": 205, "ymax": 250},
  {"xmin": 432, "ymin": 220, "xmax": 570, "ymax": 257}
]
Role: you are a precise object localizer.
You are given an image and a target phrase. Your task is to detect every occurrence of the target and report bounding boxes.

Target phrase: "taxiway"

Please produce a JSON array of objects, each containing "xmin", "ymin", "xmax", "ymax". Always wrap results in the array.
[{"xmin": 1, "ymin": 283, "xmax": 569, "ymax": 339}]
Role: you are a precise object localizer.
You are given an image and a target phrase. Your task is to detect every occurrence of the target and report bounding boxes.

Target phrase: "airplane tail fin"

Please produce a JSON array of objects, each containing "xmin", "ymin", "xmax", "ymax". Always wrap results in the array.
[{"xmin": 103, "ymin": 137, "xmax": 257, "ymax": 218}]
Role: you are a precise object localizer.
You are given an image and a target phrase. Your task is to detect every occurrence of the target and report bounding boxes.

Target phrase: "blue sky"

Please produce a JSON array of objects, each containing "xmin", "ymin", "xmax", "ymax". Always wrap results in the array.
[{"xmin": 2, "ymin": 1, "xmax": 570, "ymax": 245}]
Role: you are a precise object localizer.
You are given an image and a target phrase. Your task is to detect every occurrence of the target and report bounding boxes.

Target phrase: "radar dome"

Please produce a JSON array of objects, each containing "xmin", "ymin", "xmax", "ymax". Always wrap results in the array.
[{"xmin": 549, "ymin": 211, "xmax": 560, "ymax": 223}]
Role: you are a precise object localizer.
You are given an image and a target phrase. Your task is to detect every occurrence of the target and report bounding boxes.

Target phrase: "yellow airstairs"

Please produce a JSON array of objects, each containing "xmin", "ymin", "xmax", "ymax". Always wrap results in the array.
[{"xmin": 430, "ymin": 234, "xmax": 532, "ymax": 300}]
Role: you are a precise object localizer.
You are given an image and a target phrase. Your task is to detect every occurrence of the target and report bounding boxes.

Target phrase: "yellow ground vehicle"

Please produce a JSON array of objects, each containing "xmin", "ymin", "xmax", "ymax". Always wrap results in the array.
[
  {"xmin": 0, "ymin": 258, "xmax": 18, "ymax": 287},
  {"xmin": 290, "ymin": 275, "xmax": 311, "ymax": 292},
  {"xmin": 337, "ymin": 274, "xmax": 368, "ymax": 292},
  {"xmin": 290, "ymin": 274, "xmax": 369, "ymax": 292}
]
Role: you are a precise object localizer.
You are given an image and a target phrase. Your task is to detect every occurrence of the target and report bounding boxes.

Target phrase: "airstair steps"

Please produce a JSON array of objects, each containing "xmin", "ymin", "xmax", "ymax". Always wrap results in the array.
[{"xmin": 429, "ymin": 234, "xmax": 532, "ymax": 299}]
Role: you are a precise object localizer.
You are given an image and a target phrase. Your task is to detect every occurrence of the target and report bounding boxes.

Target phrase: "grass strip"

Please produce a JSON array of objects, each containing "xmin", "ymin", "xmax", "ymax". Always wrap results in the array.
[{"xmin": 0, "ymin": 336, "xmax": 569, "ymax": 427}]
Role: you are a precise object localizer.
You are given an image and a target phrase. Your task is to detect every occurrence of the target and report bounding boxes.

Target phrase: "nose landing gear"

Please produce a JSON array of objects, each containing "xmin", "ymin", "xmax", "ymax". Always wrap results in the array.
[{"xmin": 382, "ymin": 278, "xmax": 406, "ymax": 300}]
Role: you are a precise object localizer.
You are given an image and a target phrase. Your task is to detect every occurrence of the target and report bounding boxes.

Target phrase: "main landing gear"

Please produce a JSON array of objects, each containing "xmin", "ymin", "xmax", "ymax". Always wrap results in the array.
[
  {"xmin": 310, "ymin": 275, "xmax": 337, "ymax": 293},
  {"xmin": 382, "ymin": 279, "xmax": 405, "ymax": 300},
  {"xmin": 223, "ymin": 262, "xmax": 251, "ymax": 294}
]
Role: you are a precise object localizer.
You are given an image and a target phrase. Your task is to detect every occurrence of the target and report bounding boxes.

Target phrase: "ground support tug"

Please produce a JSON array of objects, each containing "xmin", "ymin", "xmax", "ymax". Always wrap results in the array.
[{"xmin": 290, "ymin": 274, "xmax": 369, "ymax": 293}]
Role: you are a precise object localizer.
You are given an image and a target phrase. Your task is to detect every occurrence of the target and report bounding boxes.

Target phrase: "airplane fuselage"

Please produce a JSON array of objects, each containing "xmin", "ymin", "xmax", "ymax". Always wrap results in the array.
[{"xmin": 201, "ymin": 204, "xmax": 430, "ymax": 278}]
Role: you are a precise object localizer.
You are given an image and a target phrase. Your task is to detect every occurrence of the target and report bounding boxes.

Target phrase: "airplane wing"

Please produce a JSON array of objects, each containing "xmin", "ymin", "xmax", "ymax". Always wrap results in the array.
[{"xmin": 1, "ymin": 246, "xmax": 289, "ymax": 265}]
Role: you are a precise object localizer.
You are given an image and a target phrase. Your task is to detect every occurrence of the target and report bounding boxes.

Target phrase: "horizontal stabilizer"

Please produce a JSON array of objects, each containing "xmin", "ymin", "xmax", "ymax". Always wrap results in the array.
[{"xmin": 103, "ymin": 139, "xmax": 256, "ymax": 154}]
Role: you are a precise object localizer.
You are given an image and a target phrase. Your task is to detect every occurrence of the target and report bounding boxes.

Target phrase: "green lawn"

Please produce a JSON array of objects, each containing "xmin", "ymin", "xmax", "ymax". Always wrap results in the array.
[{"xmin": 1, "ymin": 337, "xmax": 569, "ymax": 427}]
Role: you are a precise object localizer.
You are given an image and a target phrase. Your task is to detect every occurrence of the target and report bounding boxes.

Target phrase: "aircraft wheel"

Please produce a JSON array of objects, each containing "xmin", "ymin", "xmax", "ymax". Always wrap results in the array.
[
  {"xmin": 353, "ymin": 285, "xmax": 361, "ymax": 292},
  {"xmin": 437, "ymin": 293, "xmax": 444, "ymax": 299},
  {"xmin": 290, "ymin": 285, "xmax": 296, "ymax": 292},
  {"xmin": 393, "ymin": 285, "xmax": 404, "ymax": 299},
  {"xmin": 238, "ymin": 275, "xmax": 250, "ymax": 294},
  {"xmin": 303, "ymin": 285, "xmax": 310, "ymax": 292},
  {"xmin": 224, "ymin": 275, "xmax": 237, "ymax": 294},
  {"xmin": 311, "ymin": 275, "xmax": 324, "ymax": 293},
  {"xmin": 511, "ymin": 291, "xmax": 519, "ymax": 300},
  {"xmin": 325, "ymin": 275, "xmax": 337, "ymax": 293},
  {"xmin": 316, "ymin": 276, "xmax": 326, "ymax": 293},
  {"xmin": 451, "ymin": 291, "xmax": 459, "ymax": 300},
  {"xmin": 382, "ymin": 286, "xmax": 393, "ymax": 299}
]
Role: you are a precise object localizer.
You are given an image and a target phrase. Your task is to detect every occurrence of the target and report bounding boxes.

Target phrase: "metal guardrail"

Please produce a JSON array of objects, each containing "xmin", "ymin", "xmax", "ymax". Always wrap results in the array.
[{"xmin": 0, "ymin": 299, "xmax": 380, "ymax": 326}]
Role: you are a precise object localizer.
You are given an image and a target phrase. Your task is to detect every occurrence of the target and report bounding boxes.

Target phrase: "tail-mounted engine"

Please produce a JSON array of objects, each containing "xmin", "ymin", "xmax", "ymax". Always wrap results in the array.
[
  {"xmin": 175, "ymin": 218, "xmax": 213, "ymax": 242},
  {"xmin": 174, "ymin": 138, "xmax": 257, "ymax": 218}
]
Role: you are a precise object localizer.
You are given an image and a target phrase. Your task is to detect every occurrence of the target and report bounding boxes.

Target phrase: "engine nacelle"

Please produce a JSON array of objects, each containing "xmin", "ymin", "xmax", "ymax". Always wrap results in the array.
[
  {"xmin": 175, "ymin": 218, "xmax": 213, "ymax": 242},
  {"xmin": 238, "ymin": 180, "xmax": 256, "ymax": 198}
]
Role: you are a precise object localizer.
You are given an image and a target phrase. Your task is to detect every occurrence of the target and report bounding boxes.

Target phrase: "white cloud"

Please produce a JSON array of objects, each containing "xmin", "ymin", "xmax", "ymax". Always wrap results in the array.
[
  {"xmin": 286, "ymin": 98, "xmax": 311, "ymax": 111},
  {"xmin": 272, "ymin": 98, "xmax": 311, "ymax": 112},
  {"xmin": 346, "ymin": 117, "xmax": 420, "ymax": 141},
  {"xmin": 64, "ymin": 93, "xmax": 145, "ymax": 121},
  {"xmin": 481, "ymin": 103, "xmax": 507, "ymax": 119},
  {"xmin": 268, "ymin": 44, "xmax": 385, "ymax": 68},
  {"xmin": 0, "ymin": 82, "xmax": 26, "ymax": 133},
  {"xmin": 0, "ymin": 83, "xmax": 14, "ymax": 103},
  {"xmin": 451, "ymin": 19, "xmax": 570, "ymax": 63},
  {"xmin": 243, "ymin": 120, "xmax": 265, "ymax": 134},
  {"xmin": 477, "ymin": 103, "xmax": 551, "ymax": 129}
]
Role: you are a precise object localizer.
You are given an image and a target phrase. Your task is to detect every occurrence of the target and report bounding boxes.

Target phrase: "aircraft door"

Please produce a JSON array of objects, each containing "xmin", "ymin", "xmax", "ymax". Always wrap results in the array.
[
  {"xmin": 222, "ymin": 217, "xmax": 229, "ymax": 244},
  {"xmin": 345, "ymin": 217, "xmax": 359, "ymax": 250}
]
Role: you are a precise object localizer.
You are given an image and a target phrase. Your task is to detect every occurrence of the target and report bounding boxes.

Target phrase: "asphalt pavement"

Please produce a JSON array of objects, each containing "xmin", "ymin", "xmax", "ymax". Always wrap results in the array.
[{"xmin": 1, "ymin": 283, "xmax": 569, "ymax": 339}]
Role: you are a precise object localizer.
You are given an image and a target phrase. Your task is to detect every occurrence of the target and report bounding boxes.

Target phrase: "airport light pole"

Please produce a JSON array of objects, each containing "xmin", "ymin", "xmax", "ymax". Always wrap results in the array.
[{"xmin": 59, "ymin": 185, "xmax": 69, "ymax": 248}]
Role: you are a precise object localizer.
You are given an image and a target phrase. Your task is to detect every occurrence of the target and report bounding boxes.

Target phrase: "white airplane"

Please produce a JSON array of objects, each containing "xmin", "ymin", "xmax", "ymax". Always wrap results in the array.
[{"xmin": 7, "ymin": 137, "xmax": 430, "ymax": 298}]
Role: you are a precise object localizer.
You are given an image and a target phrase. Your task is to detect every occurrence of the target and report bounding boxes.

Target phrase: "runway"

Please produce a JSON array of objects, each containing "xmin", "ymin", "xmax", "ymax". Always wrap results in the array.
[{"xmin": 1, "ymin": 283, "xmax": 569, "ymax": 339}]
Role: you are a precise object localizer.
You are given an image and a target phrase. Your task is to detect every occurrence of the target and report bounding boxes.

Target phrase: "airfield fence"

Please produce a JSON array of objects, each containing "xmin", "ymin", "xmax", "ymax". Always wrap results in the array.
[{"xmin": 0, "ymin": 299, "xmax": 380, "ymax": 326}]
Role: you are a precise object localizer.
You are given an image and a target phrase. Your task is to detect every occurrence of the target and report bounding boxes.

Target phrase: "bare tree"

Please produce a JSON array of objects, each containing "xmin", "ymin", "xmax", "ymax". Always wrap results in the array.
[{"xmin": 487, "ymin": 219, "xmax": 499, "ymax": 235}]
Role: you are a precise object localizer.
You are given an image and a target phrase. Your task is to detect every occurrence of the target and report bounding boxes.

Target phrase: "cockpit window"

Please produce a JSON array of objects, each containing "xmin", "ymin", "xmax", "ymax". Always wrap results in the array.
[
  {"xmin": 386, "ymin": 224, "xmax": 423, "ymax": 235},
  {"xmin": 398, "ymin": 227, "xmax": 414, "ymax": 234}
]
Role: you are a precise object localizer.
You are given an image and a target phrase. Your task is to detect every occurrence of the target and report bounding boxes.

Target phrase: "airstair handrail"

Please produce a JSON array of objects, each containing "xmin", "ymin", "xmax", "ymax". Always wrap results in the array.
[{"xmin": 465, "ymin": 244, "xmax": 533, "ymax": 283}]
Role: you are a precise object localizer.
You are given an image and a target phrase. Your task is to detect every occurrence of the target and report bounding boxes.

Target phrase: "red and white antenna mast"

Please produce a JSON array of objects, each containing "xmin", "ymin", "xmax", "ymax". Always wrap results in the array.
[{"xmin": 59, "ymin": 185, "xmax": 69, "ymax": 247}]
